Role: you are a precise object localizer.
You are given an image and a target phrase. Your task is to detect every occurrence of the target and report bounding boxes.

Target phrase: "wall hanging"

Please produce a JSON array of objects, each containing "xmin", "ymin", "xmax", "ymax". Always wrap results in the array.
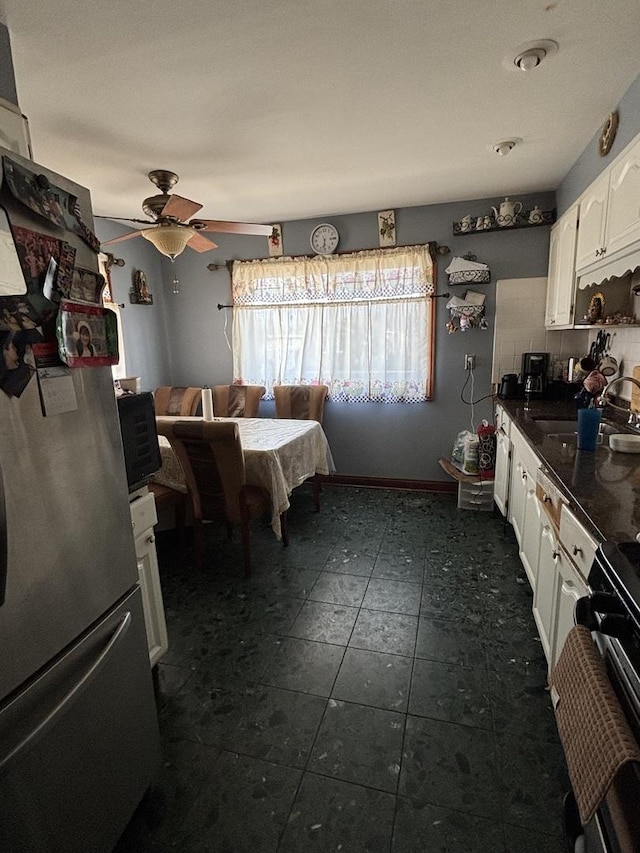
[
  {"xmin": 445, "ymin": 254, "xmax": 490, "ymax": 285},
  {"xmin": 130, "ymin": 269, "xmax": 153, "ymax": 305},
  {"xmin": 378, "ymin": 210, "xmax": 396, "ymax": 247},
  {"xmin": 446, "ymin": 291, "xmax": 487, "ymax": 333}
]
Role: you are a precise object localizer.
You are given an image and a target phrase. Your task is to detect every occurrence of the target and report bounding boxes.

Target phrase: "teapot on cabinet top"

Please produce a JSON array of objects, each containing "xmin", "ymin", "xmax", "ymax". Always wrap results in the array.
[{"xmin": 491, "ymin": 197, "xmax": 522, "ymax": 227}]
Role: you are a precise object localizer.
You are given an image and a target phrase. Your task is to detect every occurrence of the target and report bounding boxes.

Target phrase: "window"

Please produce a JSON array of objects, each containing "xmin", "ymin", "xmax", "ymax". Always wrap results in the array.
[{"xmin": 231, "ymin": 245, "xmax": 435, "ymax": 403}]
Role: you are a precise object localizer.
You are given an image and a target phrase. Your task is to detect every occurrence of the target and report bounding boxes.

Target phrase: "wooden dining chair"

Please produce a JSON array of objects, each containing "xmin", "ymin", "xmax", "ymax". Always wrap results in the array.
[
  {"xmin": 273, "ymin": 384, "xmax": 329, "ymax": 511},
  {"xmin": 273, "ymin": 385, "xmax": 329, "ymax": 424},
  {"xmin": 154, "ymin": 386, "xmax": 202, "ymax": 417},
  {"xmin": 156, "ymin": 418, "xmax": 288, "ymax": 576},
  {"xmin": 213, "ymin": 384, "xmax": 266, "ymax": 418}
]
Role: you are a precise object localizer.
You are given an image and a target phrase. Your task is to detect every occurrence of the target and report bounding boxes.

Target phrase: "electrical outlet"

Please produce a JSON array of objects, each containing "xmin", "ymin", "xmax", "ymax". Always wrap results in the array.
[{"xmin": 464, "ymin": 354, "xmax": 475, "ymax": 370}]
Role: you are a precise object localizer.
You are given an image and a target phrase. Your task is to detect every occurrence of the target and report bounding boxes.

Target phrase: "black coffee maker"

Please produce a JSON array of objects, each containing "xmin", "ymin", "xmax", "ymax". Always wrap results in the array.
[{"xmin": 521, "ymin": 352, "xmax": 549, "ymax": 399}]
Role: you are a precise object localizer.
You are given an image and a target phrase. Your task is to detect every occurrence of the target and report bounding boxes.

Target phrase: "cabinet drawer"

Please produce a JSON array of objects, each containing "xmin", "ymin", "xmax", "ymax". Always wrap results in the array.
[
  {"xmin": 129, "ymin": 491, "xmax": 157, "ymax": 536},
  {"xmin": 559, "ymin": 505, "xmax": 599, "ymax": 581},
  {"xmin": 536, "ymin": 469, "xmax": 568, "ymax": 531}
]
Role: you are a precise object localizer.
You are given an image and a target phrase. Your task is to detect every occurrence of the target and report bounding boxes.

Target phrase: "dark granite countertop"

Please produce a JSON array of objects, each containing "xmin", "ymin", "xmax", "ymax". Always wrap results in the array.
[{"xmin": 498, "ymin": 399, "xmax": 640, "ymax": 544}]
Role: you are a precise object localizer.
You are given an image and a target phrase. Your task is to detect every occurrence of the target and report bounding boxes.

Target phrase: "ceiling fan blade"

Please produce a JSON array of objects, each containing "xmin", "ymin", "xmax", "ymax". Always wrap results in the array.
[
  {"xmin": 161, "ymin": 194, "xmax": 203, "ymax": 221},
  {"xmin": 193, "ymin": 219, "xmax": 274, "ymax": 236},
  {"xmin": 100, "ymin": 229, "xmax": 147, "ymax": 247},
  {"xmin": 187, "ymin": 231, "xmax": 218, "ymax": 253}
]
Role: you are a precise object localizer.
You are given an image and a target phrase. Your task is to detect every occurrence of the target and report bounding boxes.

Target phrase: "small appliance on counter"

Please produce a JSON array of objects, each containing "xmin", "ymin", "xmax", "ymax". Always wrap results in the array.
[
  {"xmin": 498, "ymin": 373, "xmax": 519, "ymax": 399},
  {"xmin": 522, "ymin": 352, "xmax": 550, "ymax": 400}
]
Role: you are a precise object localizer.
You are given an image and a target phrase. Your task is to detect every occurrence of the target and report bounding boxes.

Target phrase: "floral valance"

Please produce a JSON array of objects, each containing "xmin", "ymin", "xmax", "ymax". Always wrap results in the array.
[{"xmin": 231, "ymin": 245, "xmax": 434, "ymax": 306}]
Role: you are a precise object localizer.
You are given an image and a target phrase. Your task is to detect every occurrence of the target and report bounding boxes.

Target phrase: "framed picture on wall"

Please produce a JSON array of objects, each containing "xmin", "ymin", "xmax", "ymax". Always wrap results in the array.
[
  {"xmin": 268, "ymin": 224, "xmax": 283, "ymax": 257},
  {"xmin": 378, "ymin": 210, "xmax": 396, "ymax": 247}
]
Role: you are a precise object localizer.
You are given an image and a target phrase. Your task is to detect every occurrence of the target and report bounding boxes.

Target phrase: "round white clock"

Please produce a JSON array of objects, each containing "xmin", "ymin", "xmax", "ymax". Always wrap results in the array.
[{"xmin": 310, "ymin": 223, "xmax": 339, "ymax": 255}]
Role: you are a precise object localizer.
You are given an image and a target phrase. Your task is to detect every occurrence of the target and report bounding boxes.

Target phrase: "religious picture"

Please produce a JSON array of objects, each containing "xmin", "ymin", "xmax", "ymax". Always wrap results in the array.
[{"xmin": 130, "ymin": 269, "xmax": 152, "ymax": 305}]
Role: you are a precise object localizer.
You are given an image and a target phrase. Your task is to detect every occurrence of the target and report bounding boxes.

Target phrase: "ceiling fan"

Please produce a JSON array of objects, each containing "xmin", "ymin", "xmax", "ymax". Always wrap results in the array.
[{"xmin": 99, "ymin": 169, "xmax": 274, "ymax": 260}]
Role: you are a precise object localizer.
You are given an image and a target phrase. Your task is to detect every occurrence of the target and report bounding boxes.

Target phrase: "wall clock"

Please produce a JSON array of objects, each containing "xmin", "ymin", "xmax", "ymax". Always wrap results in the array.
[
  {"xmin": 310, "ymin": 223, "xmax": 339, "ymax": 255},
  {"xmin": 598, "ymin": 111, "xmax": 619, "ymax": 157}
]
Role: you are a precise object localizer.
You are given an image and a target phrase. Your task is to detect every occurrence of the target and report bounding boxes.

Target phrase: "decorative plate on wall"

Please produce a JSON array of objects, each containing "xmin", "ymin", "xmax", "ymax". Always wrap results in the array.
[{"xmin": 599, "ymin": 111, "xmax": 619, "ymax": 157}]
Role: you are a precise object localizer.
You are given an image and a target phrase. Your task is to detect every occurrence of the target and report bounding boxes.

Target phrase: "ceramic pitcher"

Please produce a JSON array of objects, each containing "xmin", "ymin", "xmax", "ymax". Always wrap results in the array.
[{"xmin": 491, "ymin": 197, "xmax": 522, "ymax": 226}]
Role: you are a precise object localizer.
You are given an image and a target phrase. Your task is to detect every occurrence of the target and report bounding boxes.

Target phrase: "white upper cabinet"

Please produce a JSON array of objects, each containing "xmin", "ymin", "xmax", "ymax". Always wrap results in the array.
[
  {"xmin": 575, "ymin": 133, "xmax": 640, "ymax": 276},
  {"xmin": 575, "ymin": 172, "xmax": 609, "ymax": 272},
  {"xmin": 545, "ymin": 204, "xmax": 578, "ymax": 328},
  {"xmin": 606, "ymin": 135, "xmax": 640, "ymax": 257}
]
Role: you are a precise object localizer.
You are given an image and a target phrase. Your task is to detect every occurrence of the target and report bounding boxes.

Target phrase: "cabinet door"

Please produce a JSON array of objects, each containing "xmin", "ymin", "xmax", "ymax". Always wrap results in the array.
[
  {"xmin": 135, "ymin": 530, "xmax": 169, "ymax": 668},
  {"xmin": 520, "ymin": 475, "xmax": 542, "ymax": 593},
  {"xmin": 509, "ymin": 450, "xmax": 527, "ymax": 546},
  {"xmin": 605, "ymin": 135, "xmax": 640, "ymax": 257},
  {"xmin": 550, "ymin": 551, "xmax": 588, "ymax": 671},
  {"xmin": 575, "ymin": 172, "xmax": 609, "ymax": 272},
  {"xmin": 533, "ymin": 520, "xmax": 560, "ymax": 669},
  {"xmin": 545, "ymin": 205, "xmax": 578, "ymax": 328},
  {"xmin": 494, "ymin": 428, "xmax": 510, "ymax": 516}
]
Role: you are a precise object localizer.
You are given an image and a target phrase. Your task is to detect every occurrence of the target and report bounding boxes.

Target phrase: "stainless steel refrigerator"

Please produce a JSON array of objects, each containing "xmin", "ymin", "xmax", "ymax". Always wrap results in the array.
[{"xmin": 0, "ymin": 150, "xmax": 161, "ymax": 851}]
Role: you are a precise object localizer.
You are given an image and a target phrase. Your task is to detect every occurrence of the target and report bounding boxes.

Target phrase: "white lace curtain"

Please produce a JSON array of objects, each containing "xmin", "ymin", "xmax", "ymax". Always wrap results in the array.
[{"xmin": 231, "ymin": 245, "xmax": 435, "ymax": 403}]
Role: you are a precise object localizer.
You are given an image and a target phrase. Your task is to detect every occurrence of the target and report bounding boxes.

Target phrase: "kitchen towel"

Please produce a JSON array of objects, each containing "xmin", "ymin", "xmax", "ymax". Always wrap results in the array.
[{"xmin": 549, "ymin": 624, "xmax": 640, "ymax": 825}]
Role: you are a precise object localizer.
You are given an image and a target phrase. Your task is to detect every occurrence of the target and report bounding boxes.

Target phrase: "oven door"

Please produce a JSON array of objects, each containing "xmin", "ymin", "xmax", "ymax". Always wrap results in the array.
[{"xmin": 571, "ymin": 551, "xmax": 640, "ymax": 853}]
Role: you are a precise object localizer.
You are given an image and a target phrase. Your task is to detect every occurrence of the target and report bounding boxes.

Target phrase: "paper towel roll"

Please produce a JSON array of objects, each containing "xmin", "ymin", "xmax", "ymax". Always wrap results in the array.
[{"xmin": 202, "ymin": 387, "xmax": 213, "ymax": 421}]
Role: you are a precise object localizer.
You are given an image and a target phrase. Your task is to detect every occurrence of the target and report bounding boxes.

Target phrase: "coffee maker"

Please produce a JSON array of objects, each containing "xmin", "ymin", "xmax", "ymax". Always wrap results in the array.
[{"xmin": 521, "ymin": 352, "xmax": 549, "ymax": 399}]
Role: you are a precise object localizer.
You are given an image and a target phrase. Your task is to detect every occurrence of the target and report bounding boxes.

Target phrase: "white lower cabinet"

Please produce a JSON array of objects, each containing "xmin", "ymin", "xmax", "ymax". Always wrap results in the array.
[
  {"xmin": 130, "ymin": 488, "xmax": 169, "ymax": 668},
  {"xmin": 532, "ymin": 519, "xmax": 560, "ymax": 665},
  {"xmin": 509, "ymin": 425, "xmax": 541, "ymax": 561},
  {"xmin": 493, "ymin": 405, "xmax": 511, "ymax": 516},
  {"xmin": 550, "ymin": 548, "xmax": 588, "ymax": 672},
  {"xmin": 491, "ymin": 411, "xmax": 600, "ymax": 673},
  {"xmin": 520, "ymin": 477, "xmax": 542, "ymax": 592}
]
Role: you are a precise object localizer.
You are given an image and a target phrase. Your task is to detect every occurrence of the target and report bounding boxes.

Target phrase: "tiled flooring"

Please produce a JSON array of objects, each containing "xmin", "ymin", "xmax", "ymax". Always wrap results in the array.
[{"xmin": 116, "ymin": 486, "xmax": 570, "ymax": 852}]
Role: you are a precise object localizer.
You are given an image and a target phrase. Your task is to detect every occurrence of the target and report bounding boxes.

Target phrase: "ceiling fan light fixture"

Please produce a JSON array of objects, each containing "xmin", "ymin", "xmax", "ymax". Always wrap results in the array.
[{"xmin": 142, "ymin": 223, "xmax": 194, "ymax": 259}]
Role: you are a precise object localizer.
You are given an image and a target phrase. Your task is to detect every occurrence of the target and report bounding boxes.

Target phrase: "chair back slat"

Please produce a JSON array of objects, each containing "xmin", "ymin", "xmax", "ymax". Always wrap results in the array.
[
  {"xmin": 155, "ymin": 386, "xmax": 202, "ymax": 416},
  {"xmin": 213, "ymin": 385, "xmax": 265, "ymax": 418},
  {"xmin": 274, "ymin": 385, "xmax": 328, "ymax": 423}
]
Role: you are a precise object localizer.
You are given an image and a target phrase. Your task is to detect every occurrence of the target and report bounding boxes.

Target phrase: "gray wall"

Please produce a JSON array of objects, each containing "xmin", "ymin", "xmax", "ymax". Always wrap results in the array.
[
  {"xmin": 557, "ymin": 73, "xmax": 640, "ymax": 214},
  {"xmin": 0, "ymin": 24, "xmax": 18, "ymax": 106},
  {"xmin": 96, "ymin": 191, "xmax": 554, "ymax": 482}
]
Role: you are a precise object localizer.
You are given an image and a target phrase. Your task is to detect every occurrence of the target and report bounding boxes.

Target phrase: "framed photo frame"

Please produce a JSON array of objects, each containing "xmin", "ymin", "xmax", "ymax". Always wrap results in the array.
[
  {"xmin": 268, "ymin": 224, "xmax": 283, "ymax": 257},
  {"xmin": 378, "ymin": 210, "xmax": 396, "ymax": 247}
]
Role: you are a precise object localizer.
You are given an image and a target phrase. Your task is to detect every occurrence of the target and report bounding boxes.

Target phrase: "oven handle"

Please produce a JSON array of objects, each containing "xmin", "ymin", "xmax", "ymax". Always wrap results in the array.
[{"xmin": 575, "ymin": 593, "xmax": 633, "ymax": 640}]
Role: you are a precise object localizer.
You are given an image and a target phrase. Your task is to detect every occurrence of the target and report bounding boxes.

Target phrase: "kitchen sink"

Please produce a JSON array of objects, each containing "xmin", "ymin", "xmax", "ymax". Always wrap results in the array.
[
  {"xmin": 534, "ymin": 419, "xmax": 620, "ymax": 436},
  {"xmin": 533, "ymin": 419, "xmax": 579, "ymax": 433}
]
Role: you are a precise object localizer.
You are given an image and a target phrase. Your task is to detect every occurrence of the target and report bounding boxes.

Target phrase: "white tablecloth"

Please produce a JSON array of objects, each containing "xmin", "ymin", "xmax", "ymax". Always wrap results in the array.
[{"xmin": 154, "ymin": 418, "xmax": 335, "ymax": 538}]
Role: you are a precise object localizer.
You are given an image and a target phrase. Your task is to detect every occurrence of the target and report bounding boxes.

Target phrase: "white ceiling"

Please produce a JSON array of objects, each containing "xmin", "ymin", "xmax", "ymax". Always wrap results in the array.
[{"xmin": 1, "ymin": 0, "xmax": 640, "ymax": 228}]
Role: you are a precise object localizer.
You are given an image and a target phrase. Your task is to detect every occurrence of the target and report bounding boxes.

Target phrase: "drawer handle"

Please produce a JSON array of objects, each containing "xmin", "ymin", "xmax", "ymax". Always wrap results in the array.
[
  {"xmin": 147, "ymin": 534, "xmax": 156, "ymax": 544},
  {"xmin": 552, "ymin": 549, "xmax": 560, "ymax": 560},
  {"xmin": 572, "ymin": 545, "xmax": 582, "ymax": 557},
  {"xmin": 542, "ymin": 493, "xmax": 550, "ymax": 503},
  {"xmin": 522, "ymin": 471, "xmax": 527, "ymax": 481}
]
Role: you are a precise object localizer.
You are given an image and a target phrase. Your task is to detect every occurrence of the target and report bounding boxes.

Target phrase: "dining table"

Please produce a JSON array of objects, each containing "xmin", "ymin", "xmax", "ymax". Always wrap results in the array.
[{"xmin": 152, "ymin": 417, "xmax": 336, "ymax": 539}]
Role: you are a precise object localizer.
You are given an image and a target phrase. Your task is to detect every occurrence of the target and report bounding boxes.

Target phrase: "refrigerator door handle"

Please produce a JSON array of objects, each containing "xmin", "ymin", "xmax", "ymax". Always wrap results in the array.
[{"xmin": 0, "ymin": 611, "xmax": 132, "ymax": 773}]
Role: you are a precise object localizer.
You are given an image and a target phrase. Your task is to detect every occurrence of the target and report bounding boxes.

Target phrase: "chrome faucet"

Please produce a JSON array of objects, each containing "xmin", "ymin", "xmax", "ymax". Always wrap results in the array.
[{"xmin": 599, "ymin": 376, "xmax": 640, "ymax": 428}]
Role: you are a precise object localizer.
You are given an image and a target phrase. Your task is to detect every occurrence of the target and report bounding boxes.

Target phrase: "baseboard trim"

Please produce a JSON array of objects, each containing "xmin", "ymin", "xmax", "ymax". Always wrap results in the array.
[{"xmin": 322, "ymin": 474, "xmax": 457, "ymax": 494}]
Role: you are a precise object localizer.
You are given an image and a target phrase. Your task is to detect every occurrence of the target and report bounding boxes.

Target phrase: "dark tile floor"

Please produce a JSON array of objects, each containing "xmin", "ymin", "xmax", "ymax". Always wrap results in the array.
[{"xmin": 115, "ymin": 486, "xmax": 570, "ymax": 852}]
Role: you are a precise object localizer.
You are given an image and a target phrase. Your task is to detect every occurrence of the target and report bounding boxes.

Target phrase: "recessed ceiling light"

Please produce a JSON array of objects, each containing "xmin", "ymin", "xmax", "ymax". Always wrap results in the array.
[
  {"xmin": 492, "ymin": 138, "xmax": 522, "ymax": 156},
  {"xmin": 503, "ymin": 39, "xmax": 559, "ymax": 72},
  {"xmin": 494, "ymin": 140, "xmax": 517, "ymax": 156}
]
